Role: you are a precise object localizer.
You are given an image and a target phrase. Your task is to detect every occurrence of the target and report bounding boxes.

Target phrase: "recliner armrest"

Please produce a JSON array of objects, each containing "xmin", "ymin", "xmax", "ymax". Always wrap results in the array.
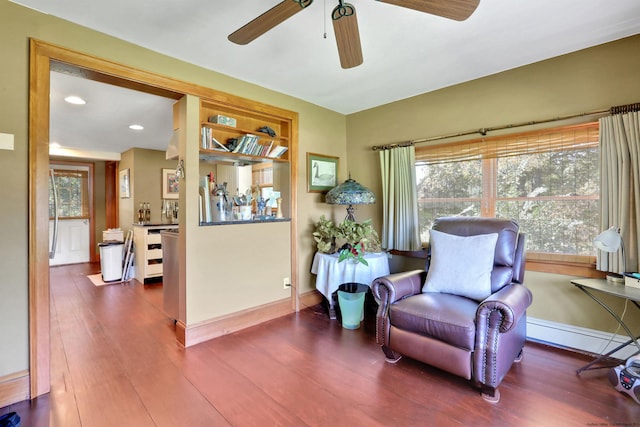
[
  {"xmin": 372, "ymin": 270, "xmax": 425, "ymax": 348},
  {"xmin": 372, "ymin": 270, "xmax": 425, "ymax": 305},
  {"xmin": 477, "ymin": 284, "xmax": 533, "ymax": 333}
]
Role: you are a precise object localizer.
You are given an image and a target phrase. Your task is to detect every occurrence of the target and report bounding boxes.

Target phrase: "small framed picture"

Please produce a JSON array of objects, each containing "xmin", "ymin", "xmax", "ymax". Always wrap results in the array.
[
  {"xmin": 307, "ymin": 152, "xmax": 339, "ymax": 193},
  {"xmin": 162, "ymin": 168, "xmax": 179, "ymax": 199},
  {"xmin": 119, "ymin": 169, "xmax": 130, "ymax": 199}
]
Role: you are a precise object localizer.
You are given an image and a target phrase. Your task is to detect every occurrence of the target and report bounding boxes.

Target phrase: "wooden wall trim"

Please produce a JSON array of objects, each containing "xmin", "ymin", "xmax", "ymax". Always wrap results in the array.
[
  {"xmin": 299, "ymin": 289, "xmax": 323, "ymax": 310},
  {"xmin": 0, "ymin": 371, "xmax": 30, "ymax": 408},
  {"xmin": 29, "ymin": 39, "xmax": 52, "ymax": 399},
  {"xmin": 178, "ymin": 299, "xmax": 293, "ymax": 347},
  {"xmin": 525, "ymin": 259, "xmax": 607, "ymax": 278},
  {"xmin": 105, "ymin": 161, "xmax": 118, "ymax": 229},
  {"xmin": 176, "ymin": 291, "xmax": 324, "ymax": 347}
]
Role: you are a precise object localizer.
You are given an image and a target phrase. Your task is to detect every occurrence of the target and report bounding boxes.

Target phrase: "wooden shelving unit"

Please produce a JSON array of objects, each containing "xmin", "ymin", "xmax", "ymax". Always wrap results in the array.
[
  {"xmin": 197, "ymin": 97, "xmax": 295, "ymax": 224},
  {"xmin": 199, "ymin": 99, "xmax": 290, "ymax": 163}
]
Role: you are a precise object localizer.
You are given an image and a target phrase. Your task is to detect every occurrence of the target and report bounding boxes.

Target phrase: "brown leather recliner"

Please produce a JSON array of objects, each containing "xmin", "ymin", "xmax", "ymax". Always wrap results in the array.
[{"xmin": 372, "ymin": 217, "xmax": 532, "ymax": 402}]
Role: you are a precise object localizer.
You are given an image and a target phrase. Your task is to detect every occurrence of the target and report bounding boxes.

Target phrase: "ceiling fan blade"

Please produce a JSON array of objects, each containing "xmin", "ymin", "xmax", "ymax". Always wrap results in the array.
[
  {"xmin": 376, "ymin": 0, "xmax": 480, "ymax": 21},
  {"xmin": 228, "ymin": 0, "xmax": 313, "ymax": 45},
  {"xmin": 332, "ymin": 2, "xmax": 363, "ymax": 69}
]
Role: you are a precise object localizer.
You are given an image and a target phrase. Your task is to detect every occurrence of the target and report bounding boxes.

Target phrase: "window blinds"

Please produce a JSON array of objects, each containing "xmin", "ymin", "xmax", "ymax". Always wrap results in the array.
[{"xmin": 415, "ymin": 122, "xmax": 599, "ymax": 164}]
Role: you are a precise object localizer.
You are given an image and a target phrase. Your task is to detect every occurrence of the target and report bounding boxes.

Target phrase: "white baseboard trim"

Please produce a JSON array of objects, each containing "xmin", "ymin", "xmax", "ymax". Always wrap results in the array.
[{"xmin": 527, "ymin": 317, "xmax": 639, "ymax": 360}]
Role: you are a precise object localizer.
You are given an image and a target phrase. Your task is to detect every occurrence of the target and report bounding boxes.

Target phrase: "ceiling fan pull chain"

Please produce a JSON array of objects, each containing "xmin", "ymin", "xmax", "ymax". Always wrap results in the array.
[{"xmin": 323, "ymin": 0, "xmax": 327, "ymax": 38}]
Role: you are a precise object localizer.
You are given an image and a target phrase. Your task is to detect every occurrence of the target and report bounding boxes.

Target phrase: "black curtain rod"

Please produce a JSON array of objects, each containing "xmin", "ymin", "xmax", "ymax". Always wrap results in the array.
[
  {"xmin": 610, "ymin": 102, "xmax": 640, "ymax": 115},
  {"xmin": 371, "ymin": 102, "xmax": 639, "ymax": 151}
]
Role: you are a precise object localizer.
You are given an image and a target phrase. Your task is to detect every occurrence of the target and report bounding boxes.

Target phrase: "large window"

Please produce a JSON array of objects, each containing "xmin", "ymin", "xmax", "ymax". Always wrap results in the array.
[{"xmin": 416, "ymin": 123, "xmax": 599, "ymax": 261}]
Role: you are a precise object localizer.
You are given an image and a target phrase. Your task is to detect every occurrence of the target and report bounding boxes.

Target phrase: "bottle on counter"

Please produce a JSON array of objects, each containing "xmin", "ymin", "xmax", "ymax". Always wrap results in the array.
[
  {"xmin": 138, "ymin": 203, "xmax": 145, "ymax": 224},
  {"xmin": 144, "ymin": 202, "xmax": 151, "ymax": 224}
]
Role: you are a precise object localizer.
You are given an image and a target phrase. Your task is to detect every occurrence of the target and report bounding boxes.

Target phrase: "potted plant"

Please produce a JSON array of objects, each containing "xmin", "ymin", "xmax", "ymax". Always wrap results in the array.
[
  {"xmin": 312, "ymin": 215, "xmax": 339, "ymax": 254},
  {"xmin": 312, "ymin": 215, "xmax": 381, "ymax": 265}
]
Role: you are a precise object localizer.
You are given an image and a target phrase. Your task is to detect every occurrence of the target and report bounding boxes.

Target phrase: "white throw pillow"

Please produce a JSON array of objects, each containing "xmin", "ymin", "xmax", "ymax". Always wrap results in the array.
[{"xmin": 423, "ymin": 229, "xmax": 499, "ymax": 301}]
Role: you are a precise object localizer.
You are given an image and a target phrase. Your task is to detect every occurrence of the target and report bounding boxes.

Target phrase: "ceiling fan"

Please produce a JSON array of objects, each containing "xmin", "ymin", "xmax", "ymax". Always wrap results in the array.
[{"xmin": 228, "ymin": 0, "xmax": 480, "ymax": 69}]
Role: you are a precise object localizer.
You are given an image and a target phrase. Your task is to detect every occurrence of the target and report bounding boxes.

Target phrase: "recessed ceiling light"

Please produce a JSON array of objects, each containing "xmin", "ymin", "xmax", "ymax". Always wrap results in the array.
[
  {"xmin": 129, "ymin": 124, "xmax": 144, "ymax": 131},
  {"xmin": 64, "ymin": 95, "xmax": 86, "ymax": 105}
]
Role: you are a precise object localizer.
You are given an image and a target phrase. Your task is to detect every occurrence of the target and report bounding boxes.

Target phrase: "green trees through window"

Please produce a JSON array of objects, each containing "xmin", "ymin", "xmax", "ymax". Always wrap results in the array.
[
  {"xmin": 49, "ymin": 168, "xmax": 89, "ymax": 219},
  {"xmin": 416, "ymin": 123, "xmax": 599, "ymax": 256}
]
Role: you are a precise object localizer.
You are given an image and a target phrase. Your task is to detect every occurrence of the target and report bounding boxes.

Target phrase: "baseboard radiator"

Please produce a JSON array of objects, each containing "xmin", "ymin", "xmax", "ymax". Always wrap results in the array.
[{"xmin": 527, "ymin": 317, "xmax": 638, "ymax": 361}]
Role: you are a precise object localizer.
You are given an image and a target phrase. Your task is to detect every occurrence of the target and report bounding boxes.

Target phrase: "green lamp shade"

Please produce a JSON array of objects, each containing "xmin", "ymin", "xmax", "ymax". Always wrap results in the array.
[{"xmin": 325, "ymin": 177, "xmax": 375, "ymax": 205}]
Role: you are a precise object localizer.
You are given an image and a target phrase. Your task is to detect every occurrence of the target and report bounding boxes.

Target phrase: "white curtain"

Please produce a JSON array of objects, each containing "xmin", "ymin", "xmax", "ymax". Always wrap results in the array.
[
  {"xmin": 598, "ymin": 111, "xmax": 640, "ymax": 273},
  {"xmin": 379, "ymin": 145, "xmax": 421, "ymax": 251}
]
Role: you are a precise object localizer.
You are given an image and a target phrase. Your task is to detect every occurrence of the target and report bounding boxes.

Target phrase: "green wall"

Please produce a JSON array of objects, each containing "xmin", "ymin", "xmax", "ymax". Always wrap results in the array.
[
  {"xmin": 120, "ymin": 148, "xmax": 178, "ymax": 232},
  {"xmin": 346, "ymin": 34, "xmax": 640, "ymax": 334}
]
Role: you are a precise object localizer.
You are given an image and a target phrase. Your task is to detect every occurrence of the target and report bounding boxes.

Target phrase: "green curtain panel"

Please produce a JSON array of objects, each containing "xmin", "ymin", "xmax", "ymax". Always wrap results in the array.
[{"xmin": 379, "ymin": 145, "xmax": 421, "ymax": 251}]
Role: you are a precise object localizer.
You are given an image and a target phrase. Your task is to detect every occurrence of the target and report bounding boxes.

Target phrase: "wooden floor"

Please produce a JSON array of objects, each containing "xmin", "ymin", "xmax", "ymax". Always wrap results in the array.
[{"xmin": 2, "ymin": 263, "xmax": 639, "ymax": 426}]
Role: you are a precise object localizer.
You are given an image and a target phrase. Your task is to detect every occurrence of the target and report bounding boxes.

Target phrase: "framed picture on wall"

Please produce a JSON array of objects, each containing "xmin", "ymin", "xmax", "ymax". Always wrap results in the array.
[
  {"xmin": 119, "ymin": 169, "xmax": 130, "ymax": 199},
  {"xmin": 307, "ymin": 152, "xmax": 339, "ymax": 193},
  {"xmin": 162, "ymin": 168, "xmax": 179, "ymax": 199}
]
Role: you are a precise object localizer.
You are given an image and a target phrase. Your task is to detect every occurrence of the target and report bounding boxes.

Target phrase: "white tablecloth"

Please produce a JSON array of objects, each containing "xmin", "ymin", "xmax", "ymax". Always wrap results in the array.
[{"xmin": 311, "ymin": 251, "xmax": 390, "ymax": 301}]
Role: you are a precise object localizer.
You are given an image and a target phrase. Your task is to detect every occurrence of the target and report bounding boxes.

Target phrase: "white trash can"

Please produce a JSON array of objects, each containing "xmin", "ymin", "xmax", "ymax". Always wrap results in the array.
[{"xmin": 99, "ymin": 241, "xmax": 124, "ymax": 282}]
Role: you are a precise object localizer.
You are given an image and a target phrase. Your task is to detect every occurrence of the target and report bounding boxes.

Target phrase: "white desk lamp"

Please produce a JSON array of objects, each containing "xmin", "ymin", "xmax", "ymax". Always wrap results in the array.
[{"xmin": 593, "ymin": 226, "xmax": 626, "ymax": 283}]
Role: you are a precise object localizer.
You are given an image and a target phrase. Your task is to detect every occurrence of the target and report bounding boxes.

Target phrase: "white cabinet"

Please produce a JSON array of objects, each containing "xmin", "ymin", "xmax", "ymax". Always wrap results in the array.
[{"xmin": 133, "ymin": 224, "xmax": 178, "ymax": 283}]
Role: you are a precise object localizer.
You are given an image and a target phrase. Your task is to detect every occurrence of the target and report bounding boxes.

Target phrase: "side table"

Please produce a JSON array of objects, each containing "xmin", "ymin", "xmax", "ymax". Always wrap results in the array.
[
  {"xmin": 311, "ymin": 251, "xmax": 390, "ymax": 319},
  {"xmin": 571, "ymin": 278, "xmax": 640, "ymax": 374}
]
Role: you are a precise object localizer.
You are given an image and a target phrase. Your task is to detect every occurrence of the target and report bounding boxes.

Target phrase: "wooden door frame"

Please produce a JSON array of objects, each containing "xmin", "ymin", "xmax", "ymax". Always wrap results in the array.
[
  {"xmin": 105, "ymin": 161, "xmax": 119, "ymax": 230},
  {"xmin": 29, "ymin": 39, "xmax": 299, "ymax": 398}
]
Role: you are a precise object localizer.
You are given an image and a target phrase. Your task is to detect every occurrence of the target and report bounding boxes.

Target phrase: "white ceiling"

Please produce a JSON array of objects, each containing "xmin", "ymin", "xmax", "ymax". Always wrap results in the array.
[
  {"xmin": 49, "ymin": 72, "xmax": 176, "ymax": 159},
  {"xmin": 12, "ymin": 0, "xmax": 640, "ymax": 157}
]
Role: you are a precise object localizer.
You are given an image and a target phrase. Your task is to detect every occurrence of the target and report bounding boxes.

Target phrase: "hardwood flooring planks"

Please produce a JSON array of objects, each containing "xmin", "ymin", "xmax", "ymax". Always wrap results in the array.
[
  {"xmin": 1, "ymin": 262, "xmax": 640, "ymax": 426},
  {"xmin": 178, "ymin": 345, "xmax": 303, "ymax": 426}
]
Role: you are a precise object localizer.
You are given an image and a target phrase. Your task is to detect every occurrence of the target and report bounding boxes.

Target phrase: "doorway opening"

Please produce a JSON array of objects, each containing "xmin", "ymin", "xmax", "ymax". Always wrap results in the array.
[{"xmin": 30, "ymin": 39, "xmax": 185, "ymax": 399}]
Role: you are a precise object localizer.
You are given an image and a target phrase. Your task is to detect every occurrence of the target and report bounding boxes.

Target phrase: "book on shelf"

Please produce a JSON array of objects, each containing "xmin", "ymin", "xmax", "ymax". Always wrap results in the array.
[
  {"xmin": 211, "ymin": 135, "xmax": 228, "ymax": 151},
  {"xmin": 233, "ymin": 134, "xmax": 260, "ymax": 155},
  {"xmin": 201, "ymin": 129, "xmax": 283, "ymax": 158},
  {"xmin": 267, "ymin": 145, "xmax": 288, "ymax": 159},
  {"xmin": 263, "ymin": 140, "xmax": 274, "ymax": 157},
  {"xmin": 232, "ymin": 134, "xmax": 249, "ymax": 153},
  {"xmin": 201, "ymin": 127, "xmax": 230, "ymax": 152}
]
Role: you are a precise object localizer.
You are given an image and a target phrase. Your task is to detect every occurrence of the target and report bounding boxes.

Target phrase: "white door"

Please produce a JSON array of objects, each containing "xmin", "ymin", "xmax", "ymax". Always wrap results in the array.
[
  {"xmin": 49, "ymin": 219, "xmax": 90, "ymax": 265},
  {"xmin": 49, "ymin": 165, "xmax": 91, "ymax": 266}
]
